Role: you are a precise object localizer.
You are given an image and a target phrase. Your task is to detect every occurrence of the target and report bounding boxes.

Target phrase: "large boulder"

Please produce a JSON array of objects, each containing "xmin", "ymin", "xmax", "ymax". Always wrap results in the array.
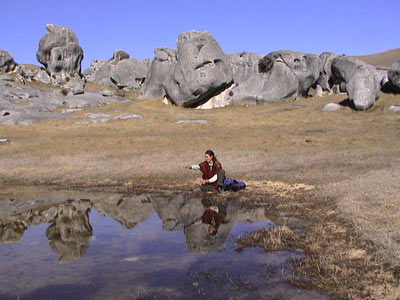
[
  {"xmin": 229, "ymin": 52, "xmax": 262, "ymax": 84},
  {"xmin": 259, "ymin": 50, "xmax": 321, "ymax": 96},
  {"xmin": 139, "ymin": 47, "xmax": 177, "ymax": 99},
  {"xmin": 388, "ymin": 60, "xmax": 400, "ymax": 92},
  {"xmin": 331, "ymin": 56, "xmax": 379, "ymax": 110},
  {"xmin": 36, "ymin": 24, "xmax": 83, "ymax": 85},
  {"xmin": 227, "ymin": 50, "xmax": 321, "ymax": 104},
  {"xmin": 317, "ymin": 52, "xmax": 339, "ymax": 92},
  {"xmin": 0, "ymin": 50, "xmax": 17, "ymax": 73},
  {"xmin": 170, "ymin": 31, "xmax": 233, "ymax": 107},
  {"xmin": 140, "ymin": 31, "xmax": 233, "ymax": 108},
  {"xmin": 85, "ymin": 50, "xmax": 130, "ymax": 88},
  {"xmin": 110, "ymin": 58, "xmax": 149, "ymax": 89}
]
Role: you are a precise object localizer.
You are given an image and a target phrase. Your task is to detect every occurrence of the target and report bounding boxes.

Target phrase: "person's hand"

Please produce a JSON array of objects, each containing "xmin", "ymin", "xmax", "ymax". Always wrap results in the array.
[{"xmin": 202, "ymin": 179, "xmax": 209, "ymax": 185}]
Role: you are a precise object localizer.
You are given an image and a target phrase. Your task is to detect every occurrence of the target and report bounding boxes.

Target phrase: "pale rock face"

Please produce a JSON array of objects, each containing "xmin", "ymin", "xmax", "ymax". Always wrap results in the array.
[
  {"xmin": 331, "ymin": 56, "xmax": 379, "ymax": 110},
  {"xmin": 227, "ymin": 50, "xmax": 321, "ymax": 105},
  {"xmin": 36, "ymin": 24, "xmax": 84, "ymax": 85},
  {"xmin": 229, "ymin": 52, "xmax": 263, "ymax": 84},
  {"xmin": 140, "ymin": 31, "xmax": 233, "ymax": 108},
  {"xmin": 170, "ymin": 31, "xmax": 233, "ymax": 107}
]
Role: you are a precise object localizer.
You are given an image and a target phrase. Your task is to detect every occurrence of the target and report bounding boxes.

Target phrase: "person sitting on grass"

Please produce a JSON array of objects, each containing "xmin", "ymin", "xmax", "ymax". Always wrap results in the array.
[{"xmin": 186, "ymin": 149, "xmax": 225, "ymax": 192}]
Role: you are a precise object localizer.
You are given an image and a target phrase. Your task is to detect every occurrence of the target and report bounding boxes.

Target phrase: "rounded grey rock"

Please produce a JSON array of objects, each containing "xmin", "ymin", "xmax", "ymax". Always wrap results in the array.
[
  {"xmin": 36, "ymin": 24, "xmax": 84, "ymax": 85},
  {"xmin": 0, "ymin": 50, "xmax": 17, "ymax": 73}
]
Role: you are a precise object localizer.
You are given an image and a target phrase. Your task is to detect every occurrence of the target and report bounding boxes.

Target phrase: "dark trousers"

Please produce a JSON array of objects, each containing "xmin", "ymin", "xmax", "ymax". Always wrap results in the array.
[{"xmin": 200, "ymin": 169, "xmax": 225, "ymax": 192}]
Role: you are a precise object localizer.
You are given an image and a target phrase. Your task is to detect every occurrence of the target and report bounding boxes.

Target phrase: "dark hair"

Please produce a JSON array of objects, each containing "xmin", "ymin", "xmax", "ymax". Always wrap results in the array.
[{"xmin": 205, "ymin": 149, "xmax": 217, "ymax": 162}]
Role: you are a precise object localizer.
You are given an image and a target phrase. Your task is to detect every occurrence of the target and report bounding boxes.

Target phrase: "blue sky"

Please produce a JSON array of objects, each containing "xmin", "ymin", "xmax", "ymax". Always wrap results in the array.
[{"xmin": 1, "ymin": 1, "xmax": 399, "ymax": 70}]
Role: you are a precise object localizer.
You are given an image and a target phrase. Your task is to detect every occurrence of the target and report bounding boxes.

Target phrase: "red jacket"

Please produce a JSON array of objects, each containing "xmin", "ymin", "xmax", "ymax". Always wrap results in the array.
[{"xmin": 199, "ymin": 160, "xmax": 222, "ymax": 188}]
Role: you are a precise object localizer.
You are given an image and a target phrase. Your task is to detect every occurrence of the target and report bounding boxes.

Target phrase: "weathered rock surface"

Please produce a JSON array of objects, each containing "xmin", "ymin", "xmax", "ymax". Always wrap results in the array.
[
  {"xmin": 63, "ymin": 74, "xmax": 85, "ymax": 95},
  {"xmin": 36, "ymin": 24, "xmax": 84, "ymax": 85},
  {"xmin": 229, "ymin": 52, "xmax": 262, "ymax": 84},
  {"xmin": 139, "ymin": 47, "xmax": 177, "ymax": 99},
  {"xmin": 110, "ymin": 58, "xmax": 149, "ymax": 89},
  {"xmin": 260, "ymin": 50, "xmax": 321, "ymax": 96},
  {"xmin": 0, "ymin": 80, "xmax": 131, "ymax": 125},
  {"xmin": 323, "ymin": 103, "xmax": 342, "ymax": 111},
  {"xmin": 227, "ymin": 50, "xmax": 321, "ymax": 105},
  {"xmin": 388, "ymin": 60, "xmax": 400, "ymax": 92},
  {"xmin": 317, "ymin": 52, "xmax": 339, "ymax": 92},
  {"xmin": 34, "ymin": 69, "xmax": 51, "ymax": 84},
  {"xmin": 84, "ymin": 50, "xmax": 130, "ymax": 88},
  {"xmin": 141, "ymin": 31, "xmax": 233, "ymax": 108},
  {"xmin": 331, "ymin": 56, "xmax": 379, "ymax": 110},
  {"xmin": 170, "ymin": 31, "xmax": 233, "ymax": 107},
  {"xmin": 388, "ymin": 105, "xmax": 400, "ymax": 112},
  {"xmin": 0, "ymin": 50, "xmax": 17, "ymax": 73}
]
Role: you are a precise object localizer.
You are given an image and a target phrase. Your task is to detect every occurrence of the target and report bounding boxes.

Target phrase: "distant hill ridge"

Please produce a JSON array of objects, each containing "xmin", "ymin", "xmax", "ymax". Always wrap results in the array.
[{"xmin": 354, "ymin": 48, "xmax": 400, "ymax": 68}]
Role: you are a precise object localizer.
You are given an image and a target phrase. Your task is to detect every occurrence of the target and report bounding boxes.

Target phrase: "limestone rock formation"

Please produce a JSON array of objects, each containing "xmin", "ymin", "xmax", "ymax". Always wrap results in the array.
[
  {"xmin": 170, "ymin": 30, "xmax": 233, "ymax": 107},
  {"xmin": 331, "ymin": 56, "xmax": 379, "ymax": 110},
  {"xmin": 317, "ymin": 52, "xmax": 339, "ymax": 92},
  {"xmin": 84, "ymin": 50, "xmax": 129, "ymax": 88},
  {"xmin": 388, "ymin": 60, "xmax": 400, "ymax": 92},
  {"xmin": 139, "ymin": 47, "xmax": 177, "ymax": 99},
  {"xmin": 36, "ymin": 24, "xmax": 83, "ymax": 85},
  {"xmin": 227, "ymin": 50, "xmax": 321, "ymax": 104},
  {"xmin": 141, "ymin": 31, "xmax": 233, "ymax": 108},
  {"xmin": 229, "ymin": 52, "xmax": 262, "ymax": 84},
  {"xmin": 110, "ymin": 58, "xmax": 149, "ymax": 89},
  {"xmin": 0, "ymin": 50, "xmax": 17, "ymax": 73}
]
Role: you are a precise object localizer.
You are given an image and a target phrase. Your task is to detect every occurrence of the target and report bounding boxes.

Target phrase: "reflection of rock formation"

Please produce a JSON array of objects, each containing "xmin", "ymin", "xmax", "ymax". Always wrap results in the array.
[
  {"xmin": 46, "ymin": 200, "xmax": 92, "ymax": 263},
  {"xmin": 0, "ymin": 221, "xmax": 26, "ymax": 245},
  {"xmin": 152, "ymin": 194, "xmax": 268, "ymax": 253},
  {"xmin": 94, "ymin": 194, "xmax": 154, "ymax": 229}
]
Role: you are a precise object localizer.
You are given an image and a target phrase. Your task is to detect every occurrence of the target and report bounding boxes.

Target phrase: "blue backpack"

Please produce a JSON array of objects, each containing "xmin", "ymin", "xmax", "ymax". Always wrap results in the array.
[{"xmin": 223, "ymin": 178, "xmax": 246, "ymax": 192}]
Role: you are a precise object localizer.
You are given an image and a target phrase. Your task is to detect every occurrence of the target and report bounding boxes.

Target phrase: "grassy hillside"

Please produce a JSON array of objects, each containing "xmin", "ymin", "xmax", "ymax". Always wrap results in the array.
[{"xmin": 354, "ymin": 48, "xmax": 400, "ymax": 67}]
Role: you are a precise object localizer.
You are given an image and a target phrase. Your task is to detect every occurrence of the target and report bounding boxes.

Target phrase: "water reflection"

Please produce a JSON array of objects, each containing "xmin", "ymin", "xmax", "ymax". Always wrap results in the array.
[
  {"xmin": 46, "ymin": 201, "xmax": 93, "ymax": 263},
  {"xmin": 0, "ymin": 189, "xmax": 329, "ymax": 300},
  {"xmin": 0, "ymin": 192, "xmax": 269, "ymax": 260}
]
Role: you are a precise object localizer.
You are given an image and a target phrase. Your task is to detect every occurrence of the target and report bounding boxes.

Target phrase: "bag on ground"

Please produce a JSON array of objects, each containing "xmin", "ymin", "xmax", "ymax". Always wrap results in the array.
[{"xmin": 223, "ymin": 178, "xmax": 246, "ymax": 192}]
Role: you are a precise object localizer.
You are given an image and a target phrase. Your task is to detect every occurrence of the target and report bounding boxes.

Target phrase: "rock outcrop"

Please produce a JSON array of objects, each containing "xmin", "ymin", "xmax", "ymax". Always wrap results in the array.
[
  {"xmin": 317, "ymin": 52, "xmax": 339, "ymax": 93},
  {"xmin": 331, "ymin": 56, "xmax": 379, "ymax": 110},
  {"xmin": 85, "ymin": 50, "xmax": 129, "ymax": 88},
  {"xmin": 139, "ymin": 47, "xmax": 177, "ymax": 99},
  {"xmin": 229, "ymin": 52, "xmax": 262, "ymax": 84},
  {"xmin": 36, "ymin": 24, "xmax": 84, "ymax": 85},
  {"xmin": 110, "ymin": 58, "xmax": 149, "ymax": 89},
  {"xmin": 226, "ymin": 50, "xmax": 321, "ymax": 104},
  {"xmin": 0, "ymin": 50, "xmax": 17, "ymax": 72},
  {"xmin": 388, "ymin": 60, "xmax": 400, "ymax": 92},
  {"xmin": 140, "ymin": 31, "xmax": 233, "ymax": 108}
]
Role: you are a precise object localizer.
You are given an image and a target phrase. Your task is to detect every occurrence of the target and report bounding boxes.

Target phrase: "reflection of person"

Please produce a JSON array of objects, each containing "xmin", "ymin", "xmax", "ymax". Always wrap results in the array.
[
  {"xmin": 185, "ymin": 150, "xmax": 225, "ymax": 192},
  {"xmin": 187, "ymin": 199, "xmax": 227, "ymax": 236},
  {"xmin": 201, "ymin": 205, "xmax": 225, "ymax": 235}
]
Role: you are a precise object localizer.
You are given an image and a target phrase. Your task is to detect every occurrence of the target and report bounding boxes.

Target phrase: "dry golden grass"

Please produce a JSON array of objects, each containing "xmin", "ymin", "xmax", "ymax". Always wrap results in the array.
[{"xmin": 355, "ymin": 48, "xmax": 400, "ymax": 67}]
